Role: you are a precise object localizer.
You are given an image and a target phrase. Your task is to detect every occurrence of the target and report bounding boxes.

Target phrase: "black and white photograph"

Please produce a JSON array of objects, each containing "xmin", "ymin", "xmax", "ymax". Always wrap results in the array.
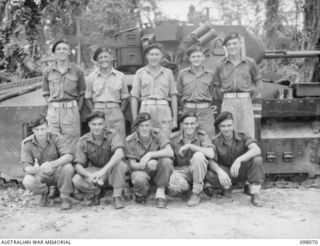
[{"xmin": 0, "ymin": 0, "xmax": 319, "ymax": 242}]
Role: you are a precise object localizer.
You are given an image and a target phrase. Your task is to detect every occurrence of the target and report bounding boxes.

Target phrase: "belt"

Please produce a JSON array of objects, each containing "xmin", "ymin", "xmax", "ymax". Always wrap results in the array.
[
  {"xmin": 50, "ymin": 101, "xmax": 77, "ymax": 108},
  {"xmin": 94, "ymin": 102, "xmax": 120, "ymax": 108},
  {"xmin": 184, "ymin": 102, "xmax": 211, "ymax": 109},
  {"xmin": 223, "ymin": 92, "xmax": 250, "ymax": 99},
  {"xmin": 141, "ymin": 99, "xmax": 169, "ymax": 106}
]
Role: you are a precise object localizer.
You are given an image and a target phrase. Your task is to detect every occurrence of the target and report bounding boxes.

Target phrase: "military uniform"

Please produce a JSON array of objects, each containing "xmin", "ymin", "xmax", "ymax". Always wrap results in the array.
[
  {"xmin": 72, "ymin": 128, "xmax": 127, "ymax": 197},
  {"xmin": 168, "ymin": 129, "xmax": 214, "ymax": 195},
  {"xmin": 85, "ymin": 68, "xmax": 129, "ymax": 140},
  {"xmin": 43, "ymin": 62, "xmax": 86, "ymax": 145},
  {"xmin": 177, "ymin": 66, "xmax": 216, "ymax": 139},
  {"xmin": 205, "ymin": 131, "xmax": 264, "ymax": 190},
  {"xmin": 131, "ymin": 65, "xmax": 178, "ymax": 137},
  {"xmin": 20, "ymin": 133, "xmax": 74, "ymax": 196},
  {"xmin": 125, "ymin": 128, "xmax": 173, "ymax": 198}
]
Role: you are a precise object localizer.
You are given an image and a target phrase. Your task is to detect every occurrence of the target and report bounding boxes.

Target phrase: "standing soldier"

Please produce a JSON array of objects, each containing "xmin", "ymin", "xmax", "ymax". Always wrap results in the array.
[
  {"xmin": 214, "ymin": 32, "xmax": 262, "ymax": 138},
  {"xmin": 131, "ymin": 43, "xmax": 178, "ymax": 137},
  {"xmin": 42, "ymin": 40, "xmax": 86, "ymax": 145},
  {"xmin": 205, "ymin": 111, "xmax": 264, "ymax": 207},
  {"xmin": 125, "ymin": 112, "xmax": 174, "ymax": 208},
  {"xmin": 72, "ymin": 111, "xmax": 128, "ymax": 209},
  {"xmin": 168, "ymin": 111, "xmax": 214, "ymax": 207},
  {"xmin": 20, "ymin": 115, "xmax": 79, "ymax": 210},
  {"xmin": 85, "ymin": 47, "xmax": 129, "ymax": 140},
  {"xmin": 177, "ymin": 46, "xmax": 216, "ymax": 140}
]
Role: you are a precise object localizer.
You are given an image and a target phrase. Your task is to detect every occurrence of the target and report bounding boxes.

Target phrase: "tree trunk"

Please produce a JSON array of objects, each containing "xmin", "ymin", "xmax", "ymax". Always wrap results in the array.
[{"xmin": 300, "ymin": 0, "xmax": 320, "ymax": 82}]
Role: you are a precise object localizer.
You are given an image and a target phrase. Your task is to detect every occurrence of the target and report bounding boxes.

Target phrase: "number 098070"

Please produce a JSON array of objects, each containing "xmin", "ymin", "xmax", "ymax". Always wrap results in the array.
[{"xmin": 300, "ymin": 240, "xmax": 318, "ymax": 244}]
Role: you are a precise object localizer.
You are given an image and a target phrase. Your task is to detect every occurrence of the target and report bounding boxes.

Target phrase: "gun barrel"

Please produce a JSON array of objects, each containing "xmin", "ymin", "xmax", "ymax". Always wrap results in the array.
[{"xmin": 264, "ymin": 50, "xmax": 320, "ymax": 59}]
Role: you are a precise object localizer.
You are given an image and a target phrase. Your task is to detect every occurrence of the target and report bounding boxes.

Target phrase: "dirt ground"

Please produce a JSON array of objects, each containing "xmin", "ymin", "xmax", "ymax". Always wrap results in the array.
[{"xmin": 0, "ymin": 185, "xmax": 320, "ymax": 239}]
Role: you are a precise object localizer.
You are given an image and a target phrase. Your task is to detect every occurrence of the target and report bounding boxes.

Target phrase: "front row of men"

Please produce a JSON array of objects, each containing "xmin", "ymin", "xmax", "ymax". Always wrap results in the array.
[{"xmin": 21, "ymin": 110, "xmax": 264, "ymax": 210}]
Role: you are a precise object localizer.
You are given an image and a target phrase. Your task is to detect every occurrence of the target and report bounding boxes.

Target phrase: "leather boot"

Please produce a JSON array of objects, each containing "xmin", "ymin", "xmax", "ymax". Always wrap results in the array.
[
  {"xmin": 219, "ymin": 187, "xmax": 233, "ymax": 199},
  {"xmin": 156, "ymin": 198, "xmax": 166, "ymax": 208},
  {"xmin": 90, "ymin": 194, "xmax": 100, "ymax": 206},
  {"xmin": 48, "ymin": 186, "xmax": 59, "ymax": 199},
  {"xmin": 186, "ymin": 193, "xmax": 201, "ymax": 207},
  {"xmin": 39, "ymin": 192, "xmax": 49, "ymax": 206},
  {"xmin": 113, "ymin": 197, "xmax": 125, "ymax": 209},
  {"xmin": 251, "ymin": 194, "xmax": 263, "ymax": 207},
  {"xmin": 60, "ymin": 198, "xmax": 72, "ymax": 210},
  {"xmin": 135, "ymin": 194, "xmax": 147, "ymax": 204}
]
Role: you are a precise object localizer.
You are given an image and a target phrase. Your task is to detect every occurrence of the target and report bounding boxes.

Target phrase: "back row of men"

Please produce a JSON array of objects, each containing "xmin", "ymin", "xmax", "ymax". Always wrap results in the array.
[{"xmin": 20, "ymin": 32, "xmax": 264, "ymax": 210}]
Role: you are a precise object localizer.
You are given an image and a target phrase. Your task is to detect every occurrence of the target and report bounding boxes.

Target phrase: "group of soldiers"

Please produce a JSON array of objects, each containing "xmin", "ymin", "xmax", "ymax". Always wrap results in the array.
[{"xmin": 20, "ymin": 32, "xmax": 265, "ymax": 210}]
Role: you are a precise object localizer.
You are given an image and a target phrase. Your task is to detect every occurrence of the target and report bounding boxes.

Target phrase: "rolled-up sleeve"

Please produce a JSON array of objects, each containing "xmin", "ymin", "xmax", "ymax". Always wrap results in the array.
[
  {"xmin": 42, "ymin": 69, "xmax": 50, "ymax": 97},
  {"xmin": 176, "ymin": 72, "xmax": 183, "ymax": 97},
  {"xmin": 20, "ymin": 142, "xmax": 34, "ymax": 171},
  {"xmin": 74, "ymin": 140, "xmax": 88, "ymax": 167},
  {"xmin": 157, "ymin": 132, "xmax": 170, "ymax": 149},
  {"xmin": 168, "ymin": 70, "xmax": 178, "ymax": 96},
  {"xmin": 125, "ymin": 141, "xmax": 139, "ymax": 160},
  {"xmin": 120, "ymin": 75, "xmax": 130, "ymax": 100},
  {"xmin": 85, "ymin": 74, "xmax": 93, "ymax": 99},
  {"xmin": 131, "ymin": 71, "xmax": 141, "ymax": 99},
  {"xmin": 55, "ymin": 135, "xmax": 72, "ymax": 156},
  {"xmin": 110, "ymin": 132, "xmax": 124, "ymax": 154},
  {"xmin": 77, "ymin": 68, "xmax": 86, "ymax": 97},
  {"xmin": 213, "ymin": 65, "xmax": 222, "ymax": 87},
  {"xmin": 250, "ymin": 60, "xmax": 262, "ymax": 84}
]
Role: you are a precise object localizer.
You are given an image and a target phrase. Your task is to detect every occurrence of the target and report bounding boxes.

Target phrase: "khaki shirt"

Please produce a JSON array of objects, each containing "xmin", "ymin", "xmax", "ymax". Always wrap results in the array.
[
  {"xmin": 125, "ymin": 129, "xmax": 170, "ymax": 161},
  {"xmin": 20, "ymin": 133, "xmax": 71, "ymax": 170},
  {"xmin": 85, "ymin": 68, "xmax": 129, "ymax": 103},
  {"xmin": 75, "ymin": 129, "xmax": 124, "ymax": 168},
  {"xmin": 43, "ymin": 62, "xmax": 86, "ymax": 102},
  {"xmin": 212, "ymin": 131, "xmax": 256, "ymax": 167},
  {"xmin": 214, "ymin": 57, "xmax": 261, "ymax": 93},
  {"xmin": 131, "ymin": 66, "xmax": 178, "ymax": 101},
  {"xmin": 170, "ymin": 129, "xmax": 213, "ymax": 166},
  {"xmin": 177, "ymin": 66, "xmax": 215, "ymax": 103}
]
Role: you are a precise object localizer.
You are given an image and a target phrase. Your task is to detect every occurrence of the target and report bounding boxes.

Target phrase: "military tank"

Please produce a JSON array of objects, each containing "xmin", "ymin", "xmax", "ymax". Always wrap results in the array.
[{"xmin": 0, "ymin": 20, "xmax": 319, "ymax": 184}]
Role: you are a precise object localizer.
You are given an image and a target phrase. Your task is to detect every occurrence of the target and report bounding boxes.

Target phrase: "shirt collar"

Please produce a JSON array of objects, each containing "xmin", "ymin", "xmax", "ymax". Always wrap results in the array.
[
  {"xmin": 96, "ymin": 67, "xmax": 116, "ymax": 78},
  {"xmin": 52, "ymin": 61, "xmax": 72, "ymax": 73},
  {"xmin": 217, "ymin": 131, "xmax": 241, "ymax": 145},
  {"xmin": 189, "ymin": 66, "xmax": 206, "ymax": 76},
  {"xmin": 146, "ymin": 65, "xmax": 164, "ymax": 76},
  {"xmin": 134, "ymin": 130, "xmax": 156, "ymax": 144},
  {"xmin": 87, "ymin": 129, "xmax": 108, "ymax": 143},
  {"xmin": 32, "ymin": 133, "xmax": 52, "ymax": 145},
  {"xmin": 178, "ymin": 130, "xmax": 198, "ymax": 143}
]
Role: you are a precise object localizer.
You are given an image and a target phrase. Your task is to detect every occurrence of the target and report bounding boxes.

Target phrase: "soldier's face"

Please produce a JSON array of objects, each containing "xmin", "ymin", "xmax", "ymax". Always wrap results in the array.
[
  {"xmin": 137, "ymin": 120, "xmax": 152, "ymax": 138},
  {"xmin": 146, "ymin": 48, "xmax": 162, "ymax": 67},
  {"xmin": 97, "ymin": 51, "xmax": 113, "ymax": 69},
  {"xmin": 226, "ymin": 38, "xmax": 241, "ymax": 56},
  {"xmin": 189, "ymin": 51, "xmax": 205, "ymax": 67},
  {"xmin": 54, "ymin": 43, "xmax": 70, "ymax": 61},
  {"xmin": 89, "ymin": 118, "xmax": 105, "ymax": 136},
  {"xmin": 218, "ymin": 119, "xmax": 234, "ymax": 137},
  {"xmin": 182, "ymin": 116, "xmax": 198, "ymax": 135},
  {"xmin": 32, "ymin": 123, "xmax": 48, "ymax": 141}
]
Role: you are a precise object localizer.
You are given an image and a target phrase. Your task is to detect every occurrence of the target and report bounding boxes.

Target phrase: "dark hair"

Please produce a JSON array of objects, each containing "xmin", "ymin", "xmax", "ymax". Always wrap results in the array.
[
  {"xmin": 93, "ymin": 47, "xmax": 113, "ymax": 61},
  {"xmin": 52, "ymin": 39, "xmax": 70, "ymax": 53}
]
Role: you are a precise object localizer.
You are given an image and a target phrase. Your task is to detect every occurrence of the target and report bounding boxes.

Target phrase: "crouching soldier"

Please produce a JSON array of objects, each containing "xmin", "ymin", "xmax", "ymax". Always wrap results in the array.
[
  {"xmin": 168, "ymin": 111, "xmax": 214, "ymax": 207},
  {"xmin": 205, "ymin": 111, "xmax": 264, "ymax": 207},
  {"xmin": 20, "ymin": 115, "xmax": 79, "ymax": 210},
  {"xmin": 125, "ymin": 112, "xmax": 174, "ymax": 208},
  {"xmin": 72, "ymin": 111, "xmax": 127, "ymax": 209}
]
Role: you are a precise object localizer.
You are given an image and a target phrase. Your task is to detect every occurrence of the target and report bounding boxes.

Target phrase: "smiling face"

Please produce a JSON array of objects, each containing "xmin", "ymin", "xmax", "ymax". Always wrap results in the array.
[
  {"xmin": 97, "ymin": 51, "xmax": 113, "ymax": 69},
  {"xmin": 54, "ymin": 42, "xmax": 71, "ymax": 61},
  {"xmin": 181, "ymin": 116, "xmax": 198, "ymax": 136},
  {"xmin": 218, "ymin": 119, "xmax": 234, "ymax": 138},
  {"xmin": 226, "ymin": 38, "xmax": 241, "ymax": 57},
  {"xmin": 88, "ymin": 117, "xmax": 105, "ymax": 136},
  {"xmin": 137, "ymin": 120, "xmax": 152, "ymax": 139},
  {"xmin": 32, "ymin": 122, "xmax": 48, "ymax": 142},
  {"xmin": 189, "ymin": 51, "xmax": 206, "ymax": 68},
  {"xmin": 146, "ymin": 48, "xmax": 162, "ymax": 67}
]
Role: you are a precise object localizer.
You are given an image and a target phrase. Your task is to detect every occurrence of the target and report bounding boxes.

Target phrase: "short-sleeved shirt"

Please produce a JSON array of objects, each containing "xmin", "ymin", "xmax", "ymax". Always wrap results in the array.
[
  {"xmin": 177, "ymin": 66, "xmax": 216, "ymax": 103},
  {"xmin": 20, "ymin": 133, "xmax": 71, "ymax": 171},
  {"xmin": 131, "ymin": 66, "xmax": 178, "ymax": 101},
  {"xmin": 85, "ymin": 68, "xmax": 129, "ymax": 103},
  {"xmin": 212, "ymin": 131, "xmax": 257, "ymax": 167},
  {"xmin": 75, "ymin": 129, "xmax": 124, "ymax": 168},
  {"xmin": 214, "ymin": 57, "xmax": 261, "ymax": 93},
  {"xmin": 125, "ymin": 129, "xmax": 170, "ymax": 161},
  {"xmin": 43, "ymin": 62, "xmax": 86, "ymax": 102},
  {"xmin": 170, "ymin": 129, "xmax": 214, "ymax": 167}
]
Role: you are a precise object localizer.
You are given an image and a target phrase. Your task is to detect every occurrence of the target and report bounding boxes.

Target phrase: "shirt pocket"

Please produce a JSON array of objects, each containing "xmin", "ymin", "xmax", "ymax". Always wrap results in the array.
[
  {"xmin": 64, "ymin": 73, "xmax": 78, "ymax": 95},
  {"xmin": 107, "ymin": 78, "xmax": 122, "ymax": 95},
  {"xmin": 92, "ymin": 81, "xmax": 104, "ymax": 96},
  {"xmin": 47, "ymin": 73, "xmax": 60, "ymax": 95},
  {"xmin": 237, "ymin": 70, "xmax": 253, "ymax": 91},
  {"xmin": 141, "ymin": 78, "xmax": 152, "ymax": 96},
  {"xmin": 219, "ymin": 71, "xmax": 233, "ymax": 91}
]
